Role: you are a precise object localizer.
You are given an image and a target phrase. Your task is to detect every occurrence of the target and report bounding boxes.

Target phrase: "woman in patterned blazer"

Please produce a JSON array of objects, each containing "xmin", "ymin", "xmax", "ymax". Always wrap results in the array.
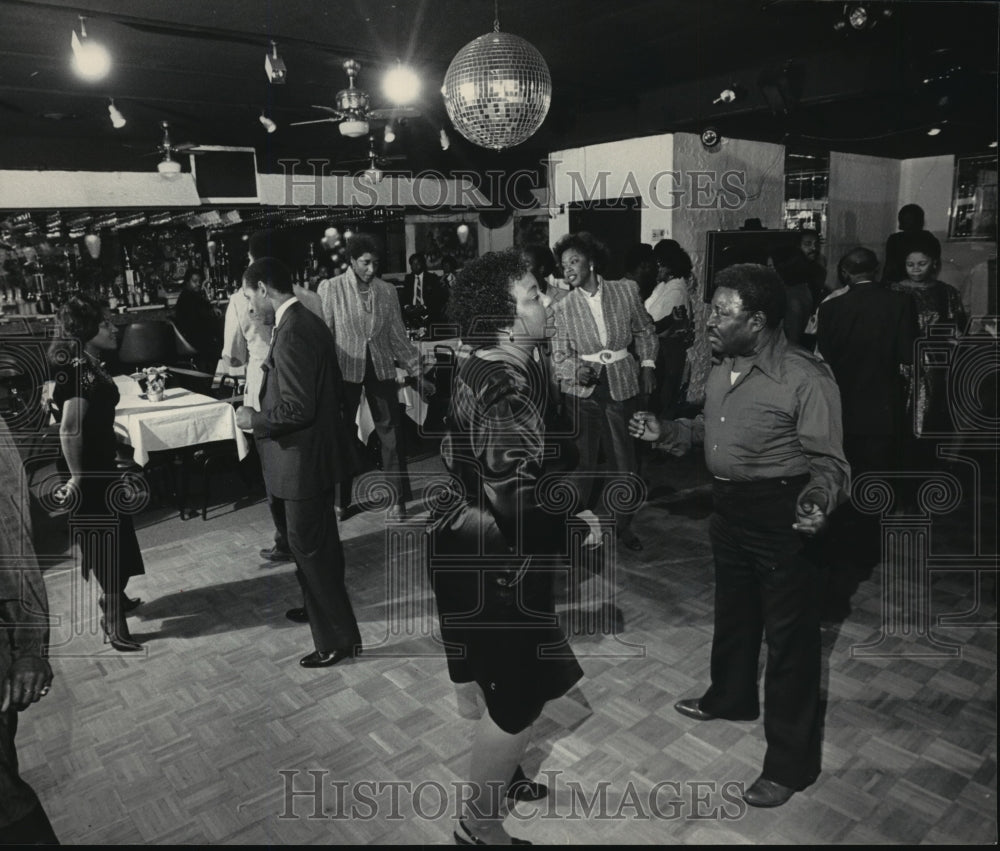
[{"xmin": 550, "ymin": 232, "xmax": 658, "ymax": 552}]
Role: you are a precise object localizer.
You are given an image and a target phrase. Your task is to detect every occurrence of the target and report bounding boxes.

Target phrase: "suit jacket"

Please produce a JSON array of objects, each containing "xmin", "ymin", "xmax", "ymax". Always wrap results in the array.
[
  {"xmin": 817, "ymin": 281, "xmax": 918, "ymax": 436},
  {"xmin": 250, "ymin": 301, "xmax": 354, "ymax": 500},
  {"xmin": 551, "ymin": 278, "xmax": 658, "ymax": 402},
  {"xmin": 317, "ymin": 268, "xmax": 420, "ymax": 384},
  {"xmin": 401, "ymin": 270, "xmax": 443, "ymax": 308}
]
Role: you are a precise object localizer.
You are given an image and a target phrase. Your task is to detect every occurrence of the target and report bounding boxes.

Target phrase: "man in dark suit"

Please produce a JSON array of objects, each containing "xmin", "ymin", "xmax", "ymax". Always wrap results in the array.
[
  {"xmin": 235, "ymin": 258, "xmax": 362, "ymax": 668},
  {"xmin": 401, "ymin": 252, "xmax": 446, "ymax": 325},
  {"xmin": 817, "ymin": 247, "xmax": 918, "ymax": 476},
  {"xmin": 816, "ymin": 248, "xmax": 918, "ymax": 615}
]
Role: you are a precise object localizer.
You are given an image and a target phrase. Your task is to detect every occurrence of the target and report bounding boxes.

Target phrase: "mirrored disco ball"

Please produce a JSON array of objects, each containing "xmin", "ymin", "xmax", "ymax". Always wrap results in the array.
[{"xmin": 442, "ymin": 31, "xmax": 552, "ymax": 151}]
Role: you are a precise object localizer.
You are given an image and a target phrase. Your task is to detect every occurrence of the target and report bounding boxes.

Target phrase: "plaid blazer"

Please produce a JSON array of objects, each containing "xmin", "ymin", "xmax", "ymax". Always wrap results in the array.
[
  {"xmin": 317, "ymin": 267, "xmax": 420, "ymax": 384},
  {"xmin": 551, "ymin": 278, "xmax": 658, "ymax": 401}
]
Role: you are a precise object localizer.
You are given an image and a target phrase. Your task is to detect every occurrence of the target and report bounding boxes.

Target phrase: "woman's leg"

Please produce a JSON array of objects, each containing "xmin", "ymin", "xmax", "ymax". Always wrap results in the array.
[{"xmin": 464, "ymin": 712, "xmax": 531, "ymax": 842}]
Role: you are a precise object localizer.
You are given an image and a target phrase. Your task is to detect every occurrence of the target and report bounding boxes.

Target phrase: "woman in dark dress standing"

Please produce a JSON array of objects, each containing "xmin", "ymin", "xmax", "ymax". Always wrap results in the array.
[
  {"xmin": 430, "ymin": 250, "xmax": 588, "ymax": 846},
  {"xmin": 173, "ymin": 267, "xmax": 221, "ymax": 373},
  {"xmin": 50, "ymin": 295, "xmax": 145, "ymax": 651}
]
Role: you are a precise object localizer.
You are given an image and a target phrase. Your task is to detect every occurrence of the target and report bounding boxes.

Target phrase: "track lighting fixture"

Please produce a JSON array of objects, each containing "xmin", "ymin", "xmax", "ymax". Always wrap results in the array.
[
  {"xmin": 259, "ymin": 112, "xmax": 277, "ymax": 133},
  {"xmin": 265, "ymin": 40, "xmax": 287, "ymax": 84},
  {"xmin": 71, "ymin": 16, "xmax": 111, "ymax": 81},
  {"xmin": 107, "ymin": 98, "xmax": 126, "ymax": 129}
]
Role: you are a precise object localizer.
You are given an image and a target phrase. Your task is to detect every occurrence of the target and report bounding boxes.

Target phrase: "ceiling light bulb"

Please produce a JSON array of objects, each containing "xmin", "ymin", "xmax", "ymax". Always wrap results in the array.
[
  {"xmin": 71, "ymin": 19, "xmax": 111, "ymax": 82},
  {"xmin": 157, "ymin": 157, "xmax": 182, "ymax": 176},
  {"xmin": 439, "ymin": 128, "xmax": 451, "ymax": 150},
  {"xmin": 383, "ymin": 64, "xmax": 421, "ymax": 105},
  {"xmin": 384, "ymin": 125, "xmax": 396, "ymax": 144},
  {"xmin": 713, "ymin": 88, "xmax": 737, "ymax": 105},
  {"xmin": 927, "ymin": 126, "xmax": 942, "ymax": 136},
  {"xmin": 340, "ymin": 119, "xmax": 369, "ymax": 138},
  {"xmin": 989, "ymin": 140, "xmax": 998, "ymax": 148},
  {"xmin": 259, "ymin": 113, "xmax": 277, "ymax": 133},
  {"xmin": 847, "ymin": 5, "xmax": 869, "ymax": 29},
  {"xmin": 108, "ymin": 99, "xmax": 126, "ymax": 129}
]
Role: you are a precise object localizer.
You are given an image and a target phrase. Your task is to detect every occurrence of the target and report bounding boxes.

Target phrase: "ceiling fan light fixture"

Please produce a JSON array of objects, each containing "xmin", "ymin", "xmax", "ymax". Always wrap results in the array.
[
  {"xmin": 383, "ymin": 63, "xmax": 421, "ymax": 105},
  {"xmin": 384, "ymin": 124, "xmax": 396, "ymax": 144},
  {"xmin": 265, "ymin": 40, "xmax": 287, "ymax": 84},
  {"xmin": 107, "ymin": 98, "xmax": 126, "ymax": 129},
  {"xmin": 157, "ymin": 157, "xmax": 182, "ymax": 176},
  {"xmin": 71, "ymin": 17, "xmax": 111, "ymax": 82},
  {"xmin": 340, "ymin": 119, "xmax": 369, "ymax": 138}
]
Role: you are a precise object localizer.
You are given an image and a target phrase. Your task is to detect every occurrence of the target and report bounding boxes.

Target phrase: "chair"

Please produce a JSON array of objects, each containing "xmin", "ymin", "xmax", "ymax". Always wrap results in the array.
[
  {"xmin": 171, "ymin": 322, "xmax": 200, "ymax": 369},
  {"xmin": 117, "ymin": 321, "xmax": 176, "ymax": 369}
]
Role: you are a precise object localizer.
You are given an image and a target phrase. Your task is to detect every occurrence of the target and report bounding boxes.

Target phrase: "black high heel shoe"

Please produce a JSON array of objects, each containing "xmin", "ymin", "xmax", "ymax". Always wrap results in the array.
[
  {"xmin": 99, "ymin": 615, "xmax": 142, "ymax": 652},
  {"xmin": 98, "ymin": 594, "xmax": 142, "ymax": 614},
  {"xmin": 453, "ymin": 820, "xmax": 531, "ymax": 846},
  {"xmin": 506, "ymin": 765, "xmax": 548, "ymax": 803}
]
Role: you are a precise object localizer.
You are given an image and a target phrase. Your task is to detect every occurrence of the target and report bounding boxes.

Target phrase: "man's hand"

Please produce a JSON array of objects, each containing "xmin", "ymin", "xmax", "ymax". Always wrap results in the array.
[
  {"xmin": 235, "ymin": 406, "xmax": 254, "ymax": 430},
  {"xmin": 576, "ymin": 364, "xmax": 598, "ymax": 387},
  {"xmin": 628, "ymin": 411, "xmax": 664, "ymax": 443},
  {"xmin": 54, "ymin": 477, "xmax": 80, "ymax": 505},
  {"xmin": 639, "ymin": 365, "xmax": 656, "ymax": 397},
  {"xmin": 793, "ymin": 489, "xmax": 829, "ymax": 536},
  {"xmin": 1, "ymin": 656, "xmax": 52, "ymax": 712}
]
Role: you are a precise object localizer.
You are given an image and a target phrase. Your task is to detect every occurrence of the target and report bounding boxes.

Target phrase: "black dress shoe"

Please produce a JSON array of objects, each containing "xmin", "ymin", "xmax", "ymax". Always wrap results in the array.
[
  {"xmin": 453, "ymin": 820, "xmax": 531, "ymax": 845},
  {"xmin": 506, "ymin": 765, "xmax": 548, "ymax": 802},
  {"xmin": 260, "ymin": 546, "xmax": 294, "ymax": 563},
  {"xmin": 285, "ymin": 607, "xmax": 309, "ymax": 623},
  {"xmin": 674, "ymin": 698, "xmax": 718, "ymax": 721},
  {"xmin": 742, "ymin": 776, "xmax": 796, "ymax": 808},
  {"xmin": 299, "ymin": 646, "xmax": 361, "ymax": 668},
  {"xmin": 618, "ymin": 530, "xmax": 643, "ymax": 552}
]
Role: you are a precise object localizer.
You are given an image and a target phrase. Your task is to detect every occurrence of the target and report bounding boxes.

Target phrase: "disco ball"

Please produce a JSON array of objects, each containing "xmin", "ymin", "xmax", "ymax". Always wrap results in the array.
[{"xmin": 442, "ymin": 31, "xmax": 552, "ymax": 151}]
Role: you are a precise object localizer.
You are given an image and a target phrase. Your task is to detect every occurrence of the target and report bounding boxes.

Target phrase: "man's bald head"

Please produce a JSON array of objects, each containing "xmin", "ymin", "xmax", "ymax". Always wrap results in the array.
[{"xmin": 840, "ymin": 247, "xmax": 879, "ymax": 280}]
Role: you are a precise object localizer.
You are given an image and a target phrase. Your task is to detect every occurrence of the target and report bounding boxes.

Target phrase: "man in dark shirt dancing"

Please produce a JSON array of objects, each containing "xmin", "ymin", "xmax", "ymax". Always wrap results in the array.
[{"xmin": 630, "ymin": 263, "xmax": 849, "ymax": 808}]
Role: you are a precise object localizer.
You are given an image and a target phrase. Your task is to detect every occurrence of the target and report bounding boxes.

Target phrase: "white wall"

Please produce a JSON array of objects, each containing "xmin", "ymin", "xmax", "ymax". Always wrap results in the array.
[
  {"xmin": 826, "ymin": 152, "xmax": 900, "ymax": 290},
  {"xmin": 548, "ymin": 134, "xmax": 675, "ymax": 247},
  {"xmin": 898, "ymin": 155, "xmax": 994, "ymax": 317},
  {"xmin": 670, "ymin": 133, "xmax": 786, "ymax": 292}
]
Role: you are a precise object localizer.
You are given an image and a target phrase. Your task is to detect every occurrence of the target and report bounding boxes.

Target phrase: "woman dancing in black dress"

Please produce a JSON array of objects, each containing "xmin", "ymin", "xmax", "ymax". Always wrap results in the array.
[
  {"xmin": 50, "ymin": 295, "xmax": 146, "ymax": 651},
  {"xmin": 430, "ymin": 250, "xmax": 590, "ymax": 845}
]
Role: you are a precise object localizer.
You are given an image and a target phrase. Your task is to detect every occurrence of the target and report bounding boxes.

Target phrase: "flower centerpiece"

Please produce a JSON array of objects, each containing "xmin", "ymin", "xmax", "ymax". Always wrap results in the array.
[{"xmin": 140, "ymin": 365, "xmax": 170, "ymax": 402}]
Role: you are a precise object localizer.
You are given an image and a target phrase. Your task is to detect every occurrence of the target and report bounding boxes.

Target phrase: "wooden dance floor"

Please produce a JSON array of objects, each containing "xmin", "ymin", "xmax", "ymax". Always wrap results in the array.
[{"xmin": 19, "ymin": 449, "xmax": 998, "ymax": 844}]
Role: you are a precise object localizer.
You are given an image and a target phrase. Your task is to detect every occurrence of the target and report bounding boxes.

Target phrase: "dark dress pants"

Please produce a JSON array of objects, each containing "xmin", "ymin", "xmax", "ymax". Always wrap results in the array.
[
  {"xmin": 340, "ymin": 352, "xmax": 408, "ymax": 509},
  {"xmin": 701, "ymin": 476, "xmax": 823, "ymax": 790},
  {"xmin": 566, "ymin": 378, "xmax": 638, "ymax": 534},
  {"xmin": 0, "ymin": 708, "xmax": 58, "ymax": 843},
  {"xmin": 280, "ymin": 490, "xmax": 361, "ymax": 653}
]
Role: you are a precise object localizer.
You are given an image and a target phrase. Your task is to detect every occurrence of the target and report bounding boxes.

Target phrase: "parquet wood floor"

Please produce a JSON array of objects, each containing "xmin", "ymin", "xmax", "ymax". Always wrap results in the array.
[{"xmin": 16, "ymin": 451, "xmax": 997, "ymax": 845}]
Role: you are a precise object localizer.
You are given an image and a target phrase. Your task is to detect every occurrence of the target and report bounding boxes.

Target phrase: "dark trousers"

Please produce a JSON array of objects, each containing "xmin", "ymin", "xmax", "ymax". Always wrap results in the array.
[
  {"xmin": 272, "ymin": 490, "xmax": 361, "ymax": 653},
  {"xmin": 340, "ymin": 352, "xmax": 408, "ymax": 508},
  {"xmin": 701, "ymin": 476, "xmax": 823, "ymax": 790},
  {"xmin": 0, "ymin": 709, "xmax": 58, "ymax": 843},
  {"xmin": 255, "ymin": 436, "xmax": 290, "ymax": 553},
  {"xmin": 566, "ymin": 379, "xmax": 638, "ymax": 534}
]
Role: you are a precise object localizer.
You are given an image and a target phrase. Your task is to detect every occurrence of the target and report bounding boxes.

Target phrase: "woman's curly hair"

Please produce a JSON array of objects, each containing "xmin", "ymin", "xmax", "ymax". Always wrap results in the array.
[
  {"xmin": 446, "ymin": 249, "xmax": 527, "ymax": 344},
  {"xmin": 48, "ymin": 293, "xmax": 104, "ymax": 365},
  {"xmin": 552, "ymin": 231, "xmax": 611, "ymax": 276}
]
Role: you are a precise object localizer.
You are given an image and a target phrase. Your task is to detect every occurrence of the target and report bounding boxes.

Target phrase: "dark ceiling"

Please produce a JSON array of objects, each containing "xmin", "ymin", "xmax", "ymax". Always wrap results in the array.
[{"xmin": 0, "ymin": 0, "xmax": 996, "ymax": 186}]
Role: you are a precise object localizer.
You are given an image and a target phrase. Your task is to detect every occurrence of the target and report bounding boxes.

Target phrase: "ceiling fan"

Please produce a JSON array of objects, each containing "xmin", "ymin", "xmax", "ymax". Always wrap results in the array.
[
  {"xmin": 341, "ymin": 134, "xmax": 406, "ymax": 183},
  {"xmin": 290, "ymin": 59, "xmax": 421, "ymax": 138},
  {"xmin": 140, "ymin": 120, "xmax": 203, "ymax": 174}
]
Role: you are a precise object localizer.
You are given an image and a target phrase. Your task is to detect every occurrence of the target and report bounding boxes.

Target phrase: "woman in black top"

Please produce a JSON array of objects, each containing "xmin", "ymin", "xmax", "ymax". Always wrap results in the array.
[
  {"xmin": 50, "ymin": 295, "xmax": 145, "ymax": 651},
  {"xmin": 173, "ymin": 267, "xmax": 221, "ymax": 372},
  {"xmin": 430, "ymin": 250, "xmax": 588, "ymax": 846}
]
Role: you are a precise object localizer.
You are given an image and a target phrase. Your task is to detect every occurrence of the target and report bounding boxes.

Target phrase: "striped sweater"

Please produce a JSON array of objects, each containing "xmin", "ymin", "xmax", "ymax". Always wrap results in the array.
[{"xmin": 317, "ymin": 267, "xmax": 420, "ymax": 384}]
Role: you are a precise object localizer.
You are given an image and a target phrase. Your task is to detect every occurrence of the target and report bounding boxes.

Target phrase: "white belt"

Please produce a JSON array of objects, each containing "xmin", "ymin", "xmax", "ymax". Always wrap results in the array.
[{"xmin": 580, "ymin": 348, "xmax": 629, "ymax": 365}]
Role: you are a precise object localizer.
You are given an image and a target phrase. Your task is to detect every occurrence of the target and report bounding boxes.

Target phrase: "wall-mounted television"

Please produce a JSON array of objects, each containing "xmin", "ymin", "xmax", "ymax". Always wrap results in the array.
[{"xmin": 189, "ymin": 146, "xmax": 260, "ymax": 204}]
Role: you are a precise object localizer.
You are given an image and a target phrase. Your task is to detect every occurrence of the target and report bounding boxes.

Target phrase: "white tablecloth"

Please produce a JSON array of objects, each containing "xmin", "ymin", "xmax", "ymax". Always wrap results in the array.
[{"xmin": 112, "ymin": 375, "xmax": 249, "ymax": 467}]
